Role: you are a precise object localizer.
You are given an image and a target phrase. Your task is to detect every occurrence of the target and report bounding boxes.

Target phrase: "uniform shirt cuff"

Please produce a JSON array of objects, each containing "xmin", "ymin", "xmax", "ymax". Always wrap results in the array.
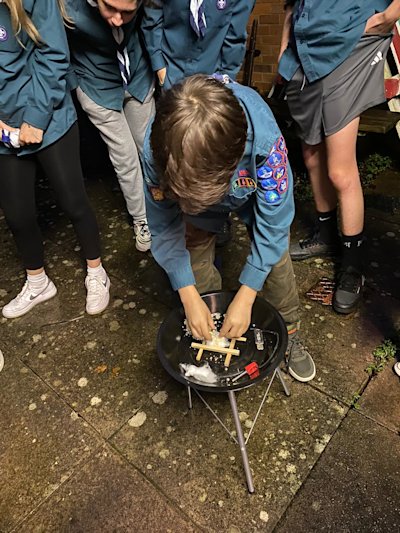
[
  {"xmin": 239, "ymin": 264, "xmax": 271, "ymax": 292},
  {"xmin": 151, "ymin": 51, "xmax": 167, "ymax": 72},
  {"xmin": 23, "ymin": 108, "xmax": 52, "ymax": 131},
  {"xmin": 168, "ymin": 266, "xmax": 196, "ymax": 291}
]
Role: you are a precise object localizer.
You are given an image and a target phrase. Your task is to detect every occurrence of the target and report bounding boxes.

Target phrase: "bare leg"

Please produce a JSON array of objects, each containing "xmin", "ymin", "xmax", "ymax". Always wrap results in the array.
[{"xmin": 325, "ymin": 117, "xmax": 363, "ymax": 236}]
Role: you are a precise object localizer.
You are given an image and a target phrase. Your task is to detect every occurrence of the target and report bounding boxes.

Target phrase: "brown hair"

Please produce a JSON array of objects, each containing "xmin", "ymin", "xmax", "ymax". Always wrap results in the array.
[
  {"xmin": 150, "ymin": 75, "xmax": 247, "ymax": 215},
  {"xmin": 4, "ymin": 0, "xmax": 73, "ymax": 46}
]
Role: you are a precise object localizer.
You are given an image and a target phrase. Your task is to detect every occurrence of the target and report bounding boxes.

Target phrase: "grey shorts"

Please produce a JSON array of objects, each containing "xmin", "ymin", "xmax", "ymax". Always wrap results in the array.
[{"xmin": 285, "ymin": 33, "xmax": 392, "ymax": 145}]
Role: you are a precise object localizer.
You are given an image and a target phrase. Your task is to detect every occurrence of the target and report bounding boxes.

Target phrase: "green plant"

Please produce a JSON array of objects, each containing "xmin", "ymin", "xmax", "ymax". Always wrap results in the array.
[
  {"xmin": 350, "ymin": 393, "xmax": 361, "ymax": 410},
  {"xmin": 359, "ymin": 153, "xmax": 392, "ymax": 189},
  {"xmin": 365, "ymin": 339, "xmax": 397, "ymax": 376}
]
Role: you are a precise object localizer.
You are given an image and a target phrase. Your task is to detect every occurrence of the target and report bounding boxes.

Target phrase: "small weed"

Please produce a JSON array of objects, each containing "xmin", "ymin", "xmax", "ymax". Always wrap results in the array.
[
  {"xmin": 359, "ymin": 153, "xmax": 393, "ymax": 189},
  {"xmin": 366, "ymin": 339, "xmax": 397, "ymax": 377},
  {"xmin": 350, "ymin": 393, "xmax": 361, "ymax": 410},
  {"xmin": 350, "ymin": 338, "xmax": 397, "ymax": 408}
]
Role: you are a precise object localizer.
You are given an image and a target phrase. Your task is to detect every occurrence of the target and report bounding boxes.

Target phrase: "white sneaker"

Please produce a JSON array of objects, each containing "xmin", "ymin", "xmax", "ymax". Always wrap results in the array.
[
  {"xmin": 85, "ymin": 273, "xmax": 110, "ymax": 315},
  {"xmin": 2, "ymin": 278, "xmax": 57, "ymax": 319},
  {"xmin": 133, "ymin": 220, "xmax": 152, "ymax": 252}
]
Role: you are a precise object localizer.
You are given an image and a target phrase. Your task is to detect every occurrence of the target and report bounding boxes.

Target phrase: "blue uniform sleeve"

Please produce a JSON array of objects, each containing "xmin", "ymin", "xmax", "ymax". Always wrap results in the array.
[
  {"xmin": 239, "ymin": 135, "xmax": 295, "ymax": 291},
  {"xmin": 22, "ymin": 0, "xmax": 70, "ymax": 131},
  {"xmin": 141, "ymin": 0, "xmax": 167, "ymax": 73},
  {"xmin": 219, "ymin": 0, "xmax": 256, "ymax": 79},
  {"xmin": 142, "ymin": 129, "xmax": 195, "ymax": 291}
]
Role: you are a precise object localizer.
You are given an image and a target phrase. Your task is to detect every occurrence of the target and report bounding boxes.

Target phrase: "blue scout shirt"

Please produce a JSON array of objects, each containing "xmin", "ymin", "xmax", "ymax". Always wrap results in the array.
[
  {"xmin": 65, "ymin": 0, "xmax": 154, "ymax": 111},
  {"xmin": 142, "ymin": 81, "xmax": 294, "ymax": 293},
  {"xmin": 142, "ymin": 0, "xmax": 255, "ymax": 89},
  {"xmin": 0, "ymin": 0, "xmax": 76, "ymax": 156},
  {"xmin": 279, "ymin": 0, "xmax": 392, "ymax": 83}
]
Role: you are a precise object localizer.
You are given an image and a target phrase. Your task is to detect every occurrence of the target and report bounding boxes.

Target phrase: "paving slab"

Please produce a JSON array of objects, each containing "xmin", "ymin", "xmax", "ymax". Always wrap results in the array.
[
  {"xmin": 112, "ymin": 377, "xmax": 348, "ymax": 533},
  {"xmin": 0, "ymin": 359, "xmax": 101, "ymax": 533},
  {"xmin": 274, "ymin": 411, "xmax": 400, "ymax": 533},
  {"xmin": 18, "ymin": 446, "xmax": 198, "ymax": 533},
  {"xmin": 18, "ymin": 295, "xmax": 171, "ymax": 439},
  {"xmin": 359, "ymin": 363, "xmax": 400, "ymax": 433}
]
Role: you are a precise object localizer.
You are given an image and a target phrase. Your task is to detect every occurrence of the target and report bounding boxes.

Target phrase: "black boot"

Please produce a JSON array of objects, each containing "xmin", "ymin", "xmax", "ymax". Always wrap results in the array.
[{"xmin": 333, "ymin": 233, "xmax": 365, "ymax": 314}]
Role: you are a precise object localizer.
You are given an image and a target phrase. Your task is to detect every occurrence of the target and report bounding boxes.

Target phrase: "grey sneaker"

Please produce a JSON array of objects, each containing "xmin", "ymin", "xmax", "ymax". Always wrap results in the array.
[
  {"xmin": 286, "ymin": 331, "xmax": 316, "ymax": 382},
  {"xmin": 290, "ymin": 231, "xmax": 339, "ymax": 261}
]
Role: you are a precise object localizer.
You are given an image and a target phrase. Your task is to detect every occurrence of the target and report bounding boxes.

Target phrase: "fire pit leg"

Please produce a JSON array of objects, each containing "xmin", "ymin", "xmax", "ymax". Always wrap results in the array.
[
  {"xmin": 187, "ymin": 386, "xmax": 193, "ymax": 409},
  {"xmin": 277, "ymin": 368, "xmax": 291, "ymax": 397},
  {"xmin": 228, "ymin": 391, "xmax": 255, "ymax": 494}
]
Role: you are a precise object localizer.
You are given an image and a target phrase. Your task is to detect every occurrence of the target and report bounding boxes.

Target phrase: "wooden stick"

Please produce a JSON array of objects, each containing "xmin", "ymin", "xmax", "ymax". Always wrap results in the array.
[
  {"xmin": 191, "ymin": 342, "xmax": 240, "ymax": 356},
  {"xmin": 224, "ymin": 339, "xmax": 237, "ymax": 367},
  {"xmin": 196, "ymin": 348, "xmax": 204, "ymax": 362}
]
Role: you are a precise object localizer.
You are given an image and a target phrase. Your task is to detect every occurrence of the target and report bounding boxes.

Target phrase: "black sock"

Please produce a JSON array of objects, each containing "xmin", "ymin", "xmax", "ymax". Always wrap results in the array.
[
  {"xmin": 341, "ymin": 232, "xmax": 365, "ymax": 272},
  {"xmin": 316, "ymin": 208, "xmax": 338, "ymax": 244}
]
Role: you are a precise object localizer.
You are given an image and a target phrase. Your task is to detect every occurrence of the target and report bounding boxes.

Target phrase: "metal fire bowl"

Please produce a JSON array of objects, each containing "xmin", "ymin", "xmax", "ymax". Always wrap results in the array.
[{"xmin": 157, "ymin": 291, "xmax": 288, "ymax": 393}]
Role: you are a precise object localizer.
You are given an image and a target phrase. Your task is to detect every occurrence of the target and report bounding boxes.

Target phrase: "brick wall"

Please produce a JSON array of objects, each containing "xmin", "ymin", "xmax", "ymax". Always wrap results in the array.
[{"xmin": 240, "ymin": 0, "xmax": 285, "ymax": 94}]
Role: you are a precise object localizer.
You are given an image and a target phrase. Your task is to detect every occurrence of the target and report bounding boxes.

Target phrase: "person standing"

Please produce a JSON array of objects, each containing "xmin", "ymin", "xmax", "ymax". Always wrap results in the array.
[
  {"xmin": 142, "ymin": 0, "xmax": 255, "ymax": 89},
  {"xmin": 66, "ymin": 0, "xmax": 155, "ymax": 252},
  {"xmin": 278, "ymin": 0, "xmax": 397, "ymax": 314},
  {"xmin": 0, "ymin": 0, "xmax": 110, "ymax": 318}
]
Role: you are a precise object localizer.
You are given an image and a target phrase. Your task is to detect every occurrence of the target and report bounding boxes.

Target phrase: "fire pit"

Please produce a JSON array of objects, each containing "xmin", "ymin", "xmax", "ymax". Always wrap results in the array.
[{"xmin": 157, "ymin": 291, "xmax": 290, "ymax": 493}]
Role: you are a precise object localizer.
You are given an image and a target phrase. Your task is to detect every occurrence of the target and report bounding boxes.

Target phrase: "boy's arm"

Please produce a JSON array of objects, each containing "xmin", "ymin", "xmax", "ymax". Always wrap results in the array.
[
  {"xmin": 239, "ymin": 135, "xmax": 294, "ymax": 292},
  {"xmin": 23, "ymin": 0, "xmax": 71, "ymax": 133},
  {"xmin": 143, "ymin": 146, "xmax": 214, "ymax": 340},
  {"xmin": 366, "ymin": 0, "xmax": 400, "ymax": 34},
  {"xmin": 218, "ymin": 0, "xmax": 256, "ymax": 79},
  {"xmin": 279, "ymin": 2, "xmax": 295, "ymax": 62},
  {"xmin": 142, "ymin": 0, "xmax": 167, "ymax": 85}
]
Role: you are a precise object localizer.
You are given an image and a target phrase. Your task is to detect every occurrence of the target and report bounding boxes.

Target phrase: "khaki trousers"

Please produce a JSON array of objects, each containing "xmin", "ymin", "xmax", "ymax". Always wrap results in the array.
[{"xmin": 186, "ymin": 224, "xmax": 299, "ymax": 326}]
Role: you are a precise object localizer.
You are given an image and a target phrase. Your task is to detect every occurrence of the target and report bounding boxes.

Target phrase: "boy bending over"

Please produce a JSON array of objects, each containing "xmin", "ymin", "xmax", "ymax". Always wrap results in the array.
[{"xmin": 143, "ymin": 75, "xmax": 315, "ymax": 382}]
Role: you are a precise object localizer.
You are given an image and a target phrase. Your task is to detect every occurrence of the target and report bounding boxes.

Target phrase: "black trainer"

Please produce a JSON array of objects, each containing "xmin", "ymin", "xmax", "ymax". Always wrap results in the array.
[
  {"xmin": 333, "ymin": 266, "xmax": 365, "ymax": 314},
  {"xmin": 290, "ymin": 231, "xmax": 340, "ymax": 261}
]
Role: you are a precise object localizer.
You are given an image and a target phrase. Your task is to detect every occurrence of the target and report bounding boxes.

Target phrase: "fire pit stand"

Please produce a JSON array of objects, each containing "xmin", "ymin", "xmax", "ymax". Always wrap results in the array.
[{"xmin": 157, "ymin": 291, "xmax": 290, "ymax": 493}]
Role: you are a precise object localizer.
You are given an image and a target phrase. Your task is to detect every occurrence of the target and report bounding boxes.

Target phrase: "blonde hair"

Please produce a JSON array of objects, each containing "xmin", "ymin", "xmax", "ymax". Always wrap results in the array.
[{"xmin": 4, "ymin": 0, "xmax": 73, "ymax": 46}]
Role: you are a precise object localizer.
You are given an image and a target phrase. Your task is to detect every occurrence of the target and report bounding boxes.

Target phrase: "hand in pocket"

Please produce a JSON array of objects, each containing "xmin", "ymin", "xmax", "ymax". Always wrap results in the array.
[{"xmin": 365, "ymin": 12, "xmax": 395, "ymax": 35}]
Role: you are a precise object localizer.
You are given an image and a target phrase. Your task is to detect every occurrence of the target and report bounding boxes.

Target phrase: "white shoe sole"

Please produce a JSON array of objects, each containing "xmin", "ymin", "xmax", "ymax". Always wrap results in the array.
[
  {"xmin": 2, "ymin": 282, "xmax": 57, "ymax": 319},
  {"xmin": 86, "ymin": 277, "xmax": 111, "ymax": 316},
  {"xmin": 288, "ymin": 362, "xmax": 316, "ymax": 383},
  {"xmin": 135, "ymin": 239, "xmax": 151, "ymax": 252}
]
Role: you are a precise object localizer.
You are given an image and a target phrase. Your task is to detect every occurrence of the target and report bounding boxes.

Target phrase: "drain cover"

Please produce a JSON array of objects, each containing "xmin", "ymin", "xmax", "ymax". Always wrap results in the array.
[{"xmin": 306, "ymin": 278, "xmax": 335, "ymax": 306}]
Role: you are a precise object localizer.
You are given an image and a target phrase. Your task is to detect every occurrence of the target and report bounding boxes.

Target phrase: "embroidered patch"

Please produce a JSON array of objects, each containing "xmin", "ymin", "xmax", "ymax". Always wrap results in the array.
[
  {"xmin": 258, "ymin": 136, "xmax": 289, "ymax": 202},
  {"xmin": 216, "ymin": 0, "xmax": 227, "ymax": 10},
  {"xmin": 233, "ymin": 177, "xmax": 257, "ymax": 190},
  {"xmin": 257, "ymin": 165, "xmax": 273, "ymax": 179},
  {"xmin": 277, "ymin": 178, "xmax": 288, "ymax": 194},
  {"xmin": 264, "ymin": 190, "xmax": 281, "ymax": 205},
  {"xmin": 149, "ymin": 186, "xmax": 165, "ymax": 201},
  {"xmin": 267, "ymin": 151, "xmax": 284, "ymax": 168},
  {"xmin": 260, "ymin": 178, "xmax": 278, "ymax": 191},
  {"xmin": 210, "ymin": 73, "xmax": 232, "ymax": 85},
  {"xmin": 273, "ymin": 166, "xmax": 286, "ymax": 181},
  {"xmin": 0, "ymin": 26, "xmax": 8, "ymax": 42},
  {"xmin": 238, "ymin": 169, "xmax": 251, "ymax": 178}
]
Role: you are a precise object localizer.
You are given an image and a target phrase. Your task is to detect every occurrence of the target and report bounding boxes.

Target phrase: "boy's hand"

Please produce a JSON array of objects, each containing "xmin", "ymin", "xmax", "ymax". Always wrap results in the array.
[
  {"xmin": 178, "ymin": 285, "xmax": 215, "ymax": 341},
  {"xmin": 157, "ymin": 67, "xmax": 167, "ymax": 86},
  {"xmin": 220, "ymin": 285, "xmax": 257, "ymax": 339},
  {"xmin": 19, "ymin": 123, "xmax": 43, "ymax": 146},
  {"xmin": 365, "ymin": 11, "xmax": 396, "ymax": 35}
]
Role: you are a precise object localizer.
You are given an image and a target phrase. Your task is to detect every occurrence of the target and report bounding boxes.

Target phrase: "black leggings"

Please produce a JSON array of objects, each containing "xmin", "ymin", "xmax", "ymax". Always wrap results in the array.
[{"xmin": 0, "ymin": 123, "xmax": 101, "ymax": 270}]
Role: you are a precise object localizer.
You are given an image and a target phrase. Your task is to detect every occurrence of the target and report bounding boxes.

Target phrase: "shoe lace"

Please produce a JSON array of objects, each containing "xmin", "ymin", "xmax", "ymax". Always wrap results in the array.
[
  {"xmin": 86, "ymin": 276, "xmax": 101, "ymax": 296},
  {"xmin": 137, "ymin": 222, "xmax": 150, "ymax": 239},
  {"xmin": 286, "ymin": 332, "xmax": 309, "ymax": 363},
  {"xmin": 15, "ymin": 281, "xmax": 30, "ymax": 302}
]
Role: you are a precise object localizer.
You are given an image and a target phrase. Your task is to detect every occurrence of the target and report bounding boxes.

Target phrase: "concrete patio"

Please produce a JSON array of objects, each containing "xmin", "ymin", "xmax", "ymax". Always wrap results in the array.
[{"xmin": 0, "ymin": 161, "xmax": 399, "ymax": 532}]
